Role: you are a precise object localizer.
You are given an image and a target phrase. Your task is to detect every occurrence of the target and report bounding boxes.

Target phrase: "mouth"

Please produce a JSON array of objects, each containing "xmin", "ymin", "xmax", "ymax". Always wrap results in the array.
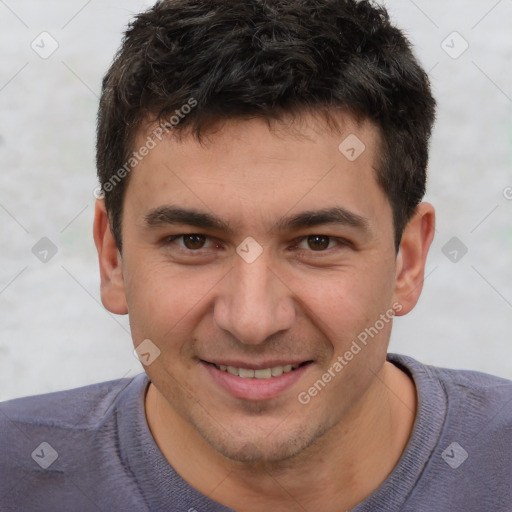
[
  {"xmin": 207, "ymin": 361, "xmax": 310, "ymax": 379},
  {"xmin": 200, "ymin": 359, "xmax": 313, "ymax": 401}
]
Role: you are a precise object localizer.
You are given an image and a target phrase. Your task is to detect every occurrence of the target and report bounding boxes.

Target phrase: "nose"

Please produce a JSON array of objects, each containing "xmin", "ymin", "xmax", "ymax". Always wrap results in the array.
[{"xmin": 213, "ymin": 253, "xmax": 296, "ymax": 345}]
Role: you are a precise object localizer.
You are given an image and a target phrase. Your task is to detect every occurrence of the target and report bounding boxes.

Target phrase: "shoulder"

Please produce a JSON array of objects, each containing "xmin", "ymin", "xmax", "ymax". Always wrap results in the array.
[
  {"xmin": 390, "ymin": 353, "xmax": 512, "ymax": 417},
  {"xmin": 422, "ymin": 358, "xmax": 512, "ymax": 417},
  {"xmin": 0, "ymin": 374, "xmax": 150, "ymax": 510},
  {"xmin": 390, "ymin": 353, "xmax": 512, "ymax": 456},
  {"xmin": 386, "ymin": 354, "xmax": 512, "ymax": 510},
  {"xmin": 0, "ymin": 374, "xmax": 145, "ymax": 430}
]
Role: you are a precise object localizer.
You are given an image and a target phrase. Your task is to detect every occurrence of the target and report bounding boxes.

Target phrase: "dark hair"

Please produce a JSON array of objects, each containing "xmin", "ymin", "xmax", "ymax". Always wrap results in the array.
[{"xmin": 96, "ymin": 0, "xmax": 436, "ymax": 253}]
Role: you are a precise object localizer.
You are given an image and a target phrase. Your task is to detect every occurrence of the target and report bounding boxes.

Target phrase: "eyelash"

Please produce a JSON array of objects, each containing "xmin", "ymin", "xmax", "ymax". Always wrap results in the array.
[
  {"xmin": 163, "ymin": 234, "xmax": 351, "ymax": 254},
  {"xmin": 165, "ymin": 234, "xmax": 219, "ymax": 251}
]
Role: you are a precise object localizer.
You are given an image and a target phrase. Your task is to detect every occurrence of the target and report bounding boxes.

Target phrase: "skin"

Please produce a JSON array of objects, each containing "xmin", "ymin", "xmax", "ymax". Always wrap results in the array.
[{"xmin": 94, "ymin": 112, "xmax": 435, "ymax": 511}]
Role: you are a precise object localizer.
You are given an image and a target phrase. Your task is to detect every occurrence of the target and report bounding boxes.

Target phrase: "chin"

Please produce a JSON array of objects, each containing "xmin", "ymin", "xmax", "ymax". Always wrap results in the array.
[
  {"xmin": 195, "ymin": 415, "xmax": 334, "ymax": 466},
  {"xmin": 210, "ymin": 435, "xmax": 308, "ymax": 465}
]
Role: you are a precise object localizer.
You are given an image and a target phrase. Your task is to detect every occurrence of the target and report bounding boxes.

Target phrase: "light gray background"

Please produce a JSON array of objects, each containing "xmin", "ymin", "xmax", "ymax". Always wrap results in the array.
[{"xmin": 0, "ymin": 0, "xmax": 511, "ymax": 401}]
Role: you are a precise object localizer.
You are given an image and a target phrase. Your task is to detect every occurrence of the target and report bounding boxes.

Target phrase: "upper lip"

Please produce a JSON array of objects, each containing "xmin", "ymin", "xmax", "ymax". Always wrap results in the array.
[{"xmin": 201, "ymin": 359, "xmax": 312, "ymax": 370}]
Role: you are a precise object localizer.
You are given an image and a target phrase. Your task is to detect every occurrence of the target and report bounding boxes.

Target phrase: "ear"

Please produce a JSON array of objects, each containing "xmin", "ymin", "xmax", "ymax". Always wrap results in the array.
[
  {"xmin": 93, "ymin": 198, "xmax": 128, "ymax": 315},
  {"xmin": 392, "ymin": 202, "xmax": 435, "ymax": 315}
]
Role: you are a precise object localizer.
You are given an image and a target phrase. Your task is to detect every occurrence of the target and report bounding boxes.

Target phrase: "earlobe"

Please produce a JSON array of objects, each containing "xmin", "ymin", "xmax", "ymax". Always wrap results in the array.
[
  {"xmin": 93, "ymin": 199, "xmax": 128, "ymax": 315},
  {"xmin": 392, "ymin": 202, "xmax": 435, "ymax": 316}
]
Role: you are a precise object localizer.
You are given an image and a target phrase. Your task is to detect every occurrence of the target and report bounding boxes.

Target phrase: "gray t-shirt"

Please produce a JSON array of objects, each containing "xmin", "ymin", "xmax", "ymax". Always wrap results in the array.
[{"xmin": 1, "ymin": 354, "xmax": 511, "ymax": 511}]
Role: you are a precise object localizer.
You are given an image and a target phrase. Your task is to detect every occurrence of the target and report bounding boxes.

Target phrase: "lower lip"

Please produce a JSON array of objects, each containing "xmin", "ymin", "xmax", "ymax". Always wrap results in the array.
[{"xmin": 201, "ymin": 361, "xmax": 311, "ymax": 401}]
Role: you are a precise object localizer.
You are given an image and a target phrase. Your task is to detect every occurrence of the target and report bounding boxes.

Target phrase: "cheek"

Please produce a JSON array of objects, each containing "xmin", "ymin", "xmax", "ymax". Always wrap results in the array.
[
  {"xmin": 294, "ymin": 265, "xmax": 395, "ymax": 339},
  {"xmin": 124, "ymin": 258, "xmax": 222, "ymax": 344}
]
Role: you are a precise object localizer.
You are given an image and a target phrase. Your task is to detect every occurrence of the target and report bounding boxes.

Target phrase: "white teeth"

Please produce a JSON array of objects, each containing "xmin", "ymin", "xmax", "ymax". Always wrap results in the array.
[
  {"xmin": 254, "ymin": 368, "xmax": 272, "ymax": 379},
  {"xmin": 271, "ymin": 366, "xmax": 284, "ymax": 377},
  {"xmin": 215, "ymin": 363, "xmax": 301, "ymax": 379},
  {"xmin": 227, "ymin": 366, "xmax": 239, "ymax": 376},
  {"xmin": 239, "ymin": 368, "xmax": 255, "ymax": 378}
]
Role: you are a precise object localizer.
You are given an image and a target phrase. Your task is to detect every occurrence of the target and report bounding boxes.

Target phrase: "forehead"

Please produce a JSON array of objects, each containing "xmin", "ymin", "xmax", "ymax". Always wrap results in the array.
[{"xmin": 125, "ymin": 112, "xmax": 389, "ymax": 231}]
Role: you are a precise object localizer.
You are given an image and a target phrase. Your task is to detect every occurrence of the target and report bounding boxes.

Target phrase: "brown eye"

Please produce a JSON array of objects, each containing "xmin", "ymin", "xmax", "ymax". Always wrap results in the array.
[
  {"xmin": 183, "ymin": 234, "xmax": 207, "ymax": 250},
  {"xmin": 307, "ymin": 235, "xmax": 331, "ymax": 251}
]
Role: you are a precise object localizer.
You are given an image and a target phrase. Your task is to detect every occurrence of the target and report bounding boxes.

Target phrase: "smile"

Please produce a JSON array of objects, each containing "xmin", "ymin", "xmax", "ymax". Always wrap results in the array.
[
  {"xmin": 213, "ymin": 363, "xmax": 302, "ymax": 379},
  {"xmin": 201, "ymin": 360, "xmax": 313, "ymax": 400}
]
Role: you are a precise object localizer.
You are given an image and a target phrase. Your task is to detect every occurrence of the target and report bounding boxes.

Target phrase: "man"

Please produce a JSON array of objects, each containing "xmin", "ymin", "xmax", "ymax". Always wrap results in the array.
[{"xmin": 1, "ymin": 0, "xmax": 511, "ymax": 510}]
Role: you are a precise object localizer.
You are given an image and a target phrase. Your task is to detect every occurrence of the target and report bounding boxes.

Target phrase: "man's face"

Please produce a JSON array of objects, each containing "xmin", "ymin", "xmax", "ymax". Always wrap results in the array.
[{"xmin": 116, "ymin": 113, "xmax": 401, "ymax": 463}]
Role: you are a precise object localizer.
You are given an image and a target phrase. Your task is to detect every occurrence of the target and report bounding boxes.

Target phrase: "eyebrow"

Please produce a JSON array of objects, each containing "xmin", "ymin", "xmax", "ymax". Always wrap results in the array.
[
  {"xmin": 144, "ymin": 206, "xmax": 233, "ymax": 233},
  {"xmin": 273, "ymin": 207, "xmax": 370, "ymax": 233},
  {"xmin": 144, "ymin": 205, "xmax": 370, "ymax": 234}
]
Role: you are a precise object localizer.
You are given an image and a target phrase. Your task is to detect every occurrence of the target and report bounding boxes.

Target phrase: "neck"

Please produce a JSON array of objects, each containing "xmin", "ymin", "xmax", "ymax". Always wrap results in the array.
[{"xmin": 144, "ymin": 361, "xmax": 417, "ymax": 512}]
